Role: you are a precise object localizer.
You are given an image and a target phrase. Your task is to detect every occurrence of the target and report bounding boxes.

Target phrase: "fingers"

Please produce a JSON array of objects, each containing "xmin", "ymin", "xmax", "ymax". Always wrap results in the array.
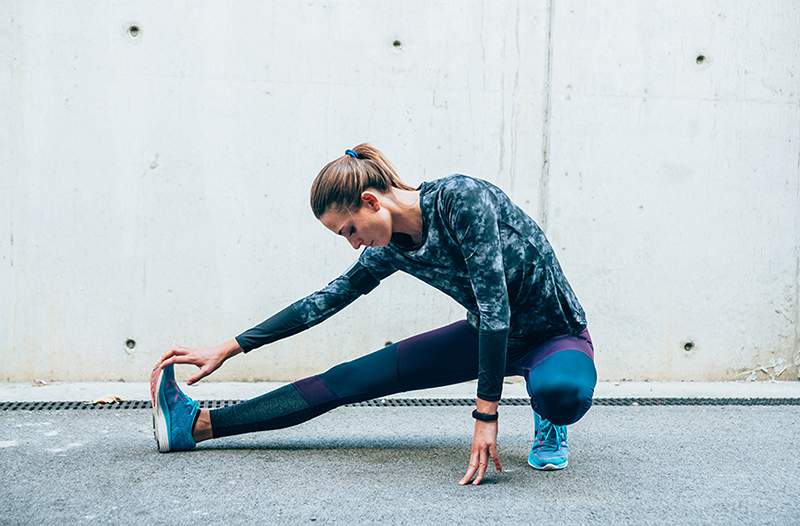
[
  {"xmin": 158, "ymin": 354, "xmax": 200, "ymax": 369},
  {"xmin": 459, "ymin": 446, "xmax": 501, "ymax": 486},
  {"xmin": 459, "ymin": 451, "xmax": 479, "ymax": 486},
  {"xmin": 186, "ymin": 368, "xmax": 208, "ymax": 385},
  {"xmin": 149, "ymin": 365, "xmax": 160, "ymax": 388},
  {"xmin": 153, "ymin": 347, "xmax": 189, "ymax": 369},
  {"xmin": 490, "ymin": 444, "xmax": 503, "ymax": 473},
  {"xmin": 160, "ymin": 347, "xmax": 188, "ymax": 362},
  {"xmin": 472, "ymin": 449, "xmax": 489, "ymax": 485}
]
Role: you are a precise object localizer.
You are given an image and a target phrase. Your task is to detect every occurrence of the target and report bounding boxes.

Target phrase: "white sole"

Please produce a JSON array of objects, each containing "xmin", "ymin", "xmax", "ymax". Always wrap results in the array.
[
  {"xmin": 528, "ymin": 458, "xmax": 568, "ymax": 471},
  {"xmin": 150, "ymin": 367, "xmax": 170, "ymax": 453}
]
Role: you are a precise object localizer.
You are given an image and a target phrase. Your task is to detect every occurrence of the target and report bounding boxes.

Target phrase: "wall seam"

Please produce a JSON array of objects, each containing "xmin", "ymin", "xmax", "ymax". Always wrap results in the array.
[
  {"xmin": 538, "ymin": 0, "xmax": 554, "ymax": 232},
  {"xmin": 508, "ymin": 0, "xmax": 521, "ymax": 196},
  {"xmin": 794, "ymin": 100, "xmax": 800, "ymax": 378}
]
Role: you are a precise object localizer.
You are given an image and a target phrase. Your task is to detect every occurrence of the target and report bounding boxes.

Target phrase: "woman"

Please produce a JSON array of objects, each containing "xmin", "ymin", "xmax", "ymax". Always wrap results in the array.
[{"xmin": 151, "ymin": 143, "xmax": 597, "ymax": 486}]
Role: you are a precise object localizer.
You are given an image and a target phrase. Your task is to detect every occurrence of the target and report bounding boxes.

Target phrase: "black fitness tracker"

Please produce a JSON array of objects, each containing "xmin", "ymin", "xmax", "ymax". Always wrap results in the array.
[{"xmin": 472, "ymin": 409, "xmax": 499, "ymax": 422}]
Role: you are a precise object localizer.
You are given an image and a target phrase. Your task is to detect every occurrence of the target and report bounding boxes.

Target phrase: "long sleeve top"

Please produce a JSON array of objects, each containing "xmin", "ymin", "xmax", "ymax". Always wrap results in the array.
[{"xmin": 235, "ymin": 174, "xmax": 587, "ymax": 401}]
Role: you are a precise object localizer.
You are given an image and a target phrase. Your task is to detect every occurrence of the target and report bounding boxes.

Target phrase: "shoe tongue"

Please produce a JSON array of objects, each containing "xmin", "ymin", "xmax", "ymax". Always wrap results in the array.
[{"xmin": 537, "ymin": 422, "xmax": 560, "ymax": 450}]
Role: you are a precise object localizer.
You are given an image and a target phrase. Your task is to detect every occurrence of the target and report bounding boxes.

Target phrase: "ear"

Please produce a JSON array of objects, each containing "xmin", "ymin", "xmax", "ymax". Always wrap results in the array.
[{"xmin": 361, "ymin": 191, "xmax": 381, "ymax": 211}]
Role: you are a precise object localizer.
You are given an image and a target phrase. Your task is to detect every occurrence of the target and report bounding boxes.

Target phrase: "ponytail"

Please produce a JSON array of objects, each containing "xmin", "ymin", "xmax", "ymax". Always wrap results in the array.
[{"xmin": 310, "ymin": 143, "xmax": 416, "ymax": 218}]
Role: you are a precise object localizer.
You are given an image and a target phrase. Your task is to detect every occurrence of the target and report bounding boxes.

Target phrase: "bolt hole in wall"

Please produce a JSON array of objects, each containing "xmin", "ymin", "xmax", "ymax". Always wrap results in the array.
[
  {"xmin": 125, "ymin": 339, "xmax": 136, "ymax": 350},
  {"xmin": 392, "ymin": 40, "xmax": 402, "ymax": 48},
  {"xmin": 684, "ymin": 341, "xmax": 695, "ymax": 352},
  {"xmin": 128, "ymin": 25, "xmax": 140, "ymax": 37},
  {"xmin": 695, "ymin": 54, "xmax": 705, "ymax": 65}
]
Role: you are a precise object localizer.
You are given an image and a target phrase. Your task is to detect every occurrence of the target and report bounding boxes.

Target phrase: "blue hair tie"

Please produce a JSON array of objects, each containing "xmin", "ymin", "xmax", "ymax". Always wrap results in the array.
[{"xmin": 345, "ymin": 149, "xmax": 359, "ymax": 159}]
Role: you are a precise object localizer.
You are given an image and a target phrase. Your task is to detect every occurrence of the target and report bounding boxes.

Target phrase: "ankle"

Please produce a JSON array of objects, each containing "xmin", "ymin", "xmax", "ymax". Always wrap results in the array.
[{"xmin": 192, "ymin": 409, "xmax": 213, "ymax": 442}]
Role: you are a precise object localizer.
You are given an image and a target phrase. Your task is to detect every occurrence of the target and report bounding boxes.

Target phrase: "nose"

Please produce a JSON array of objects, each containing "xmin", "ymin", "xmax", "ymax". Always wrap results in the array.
[{"xmin": 349, "ymin": 237, "xmax": 361, "ymax": 249}]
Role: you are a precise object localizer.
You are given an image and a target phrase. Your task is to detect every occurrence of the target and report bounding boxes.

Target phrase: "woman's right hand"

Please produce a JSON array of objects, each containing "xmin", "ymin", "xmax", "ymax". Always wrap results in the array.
[{"xmin": 154, "ymin": 339, "xmax": 242, "ymax": 385}]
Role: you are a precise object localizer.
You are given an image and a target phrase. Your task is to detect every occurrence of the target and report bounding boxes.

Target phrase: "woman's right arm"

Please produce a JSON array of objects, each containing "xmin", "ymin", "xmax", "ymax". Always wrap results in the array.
[
  {"xmin": 155, "ymin": 257, "xmax": 395, "ymax": 383},
  {"xmin": 234, "ymin": 258, "xmax": 395, "ymax": 352}
]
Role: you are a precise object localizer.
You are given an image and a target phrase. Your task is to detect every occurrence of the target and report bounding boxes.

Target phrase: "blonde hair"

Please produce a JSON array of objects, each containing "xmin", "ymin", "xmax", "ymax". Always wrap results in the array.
[{"xmin": 310, "ymin": 143, "xmax": 416, "ymax": 218}]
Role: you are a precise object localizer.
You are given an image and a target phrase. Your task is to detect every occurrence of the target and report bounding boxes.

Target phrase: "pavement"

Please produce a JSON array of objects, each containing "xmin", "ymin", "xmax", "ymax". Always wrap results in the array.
[{"xmin": 2, "ymin": 381, "xmax": 799, "ymax": 524}]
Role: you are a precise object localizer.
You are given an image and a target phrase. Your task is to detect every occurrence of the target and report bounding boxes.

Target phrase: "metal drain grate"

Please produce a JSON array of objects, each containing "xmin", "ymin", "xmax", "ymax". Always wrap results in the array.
[{"xmin": 1, "ymin": 397, "xmax": 799, "ymax": 411}]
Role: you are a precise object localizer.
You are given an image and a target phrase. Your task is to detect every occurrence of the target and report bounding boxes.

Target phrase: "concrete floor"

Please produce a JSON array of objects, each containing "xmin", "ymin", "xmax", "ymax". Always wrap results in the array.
[{"xmin": 1, "ymin": 404, "xmax": 798, "ymax": 525}]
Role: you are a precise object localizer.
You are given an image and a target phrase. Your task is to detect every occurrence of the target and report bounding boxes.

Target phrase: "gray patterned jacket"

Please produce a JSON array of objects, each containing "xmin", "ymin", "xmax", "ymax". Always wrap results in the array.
[{"xmin": 236, "ymin": 174, "xmax": 587, "ymax": 401}]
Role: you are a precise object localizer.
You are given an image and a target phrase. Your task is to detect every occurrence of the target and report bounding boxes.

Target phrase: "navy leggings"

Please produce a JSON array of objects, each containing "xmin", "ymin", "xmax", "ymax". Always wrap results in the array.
[{"xmin": 210, "ymin": 321, "xmax": 597, "ymax": 438}]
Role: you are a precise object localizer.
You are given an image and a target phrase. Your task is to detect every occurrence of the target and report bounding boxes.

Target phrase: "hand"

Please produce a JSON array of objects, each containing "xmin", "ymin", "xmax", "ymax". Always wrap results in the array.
[
  {"xmin": 459, "ymin": 419, "xmax": 502, "ymax": 486},
  {"xmin": 153, "ymin": 344, "xmax": 231, "ymax": 385}
]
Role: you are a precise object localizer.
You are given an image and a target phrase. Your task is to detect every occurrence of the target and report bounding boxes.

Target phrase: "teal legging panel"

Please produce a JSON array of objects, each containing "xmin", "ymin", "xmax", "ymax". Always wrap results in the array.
[{"xmin": 524, "ymin": 350, "xmax": 597, "ymax": 425}]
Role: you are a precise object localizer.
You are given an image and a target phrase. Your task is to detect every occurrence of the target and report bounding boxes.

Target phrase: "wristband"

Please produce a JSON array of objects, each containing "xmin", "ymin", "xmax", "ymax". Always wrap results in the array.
[{"xmin": 471, "ymin": 409, "xmax": 498, "ymax": 422}]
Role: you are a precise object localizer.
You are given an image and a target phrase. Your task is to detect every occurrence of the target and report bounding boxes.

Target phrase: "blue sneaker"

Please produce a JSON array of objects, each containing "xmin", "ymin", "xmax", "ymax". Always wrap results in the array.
[
  {"xmin": 527, "ymin": 409, "xmax": 569, "ymax": 470},
  {"xmin": 150, "ymin": 364, "xmax": 200, "ymax": 452}
]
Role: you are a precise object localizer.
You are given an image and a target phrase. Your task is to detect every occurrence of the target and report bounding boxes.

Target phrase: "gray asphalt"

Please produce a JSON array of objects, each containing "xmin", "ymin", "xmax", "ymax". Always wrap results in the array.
[{"xmin": 1, "ymin": 405, "xmax": 798, "ymax": 525}]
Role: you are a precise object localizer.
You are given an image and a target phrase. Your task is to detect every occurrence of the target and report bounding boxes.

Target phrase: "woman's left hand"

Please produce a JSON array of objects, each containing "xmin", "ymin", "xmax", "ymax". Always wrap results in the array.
[{"xmin": 459, "ymin": 419, "xmax": 503, "ymax": 485}]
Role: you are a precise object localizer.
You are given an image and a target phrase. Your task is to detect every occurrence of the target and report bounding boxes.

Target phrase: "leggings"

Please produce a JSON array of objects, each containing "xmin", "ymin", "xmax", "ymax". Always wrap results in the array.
[{"xmin": 209, "ymin": 320, "xmax": 598, "ymax": 438}]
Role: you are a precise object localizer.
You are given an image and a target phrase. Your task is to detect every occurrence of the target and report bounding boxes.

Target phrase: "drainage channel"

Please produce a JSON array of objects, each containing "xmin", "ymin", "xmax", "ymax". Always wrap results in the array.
[{"xmin": 1, "ymin": 398, "xmax": 799, "ymax": 411}]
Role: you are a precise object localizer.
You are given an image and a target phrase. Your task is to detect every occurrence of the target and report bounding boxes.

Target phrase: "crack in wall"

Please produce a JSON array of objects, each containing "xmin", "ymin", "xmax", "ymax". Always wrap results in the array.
[
  {"xmin": 498, "ymin": 61, "xmax": 505, "ymax": 176},
  {"xmin": 538, "ymin": 0, "xmax": 554, "ymax": 232},
  {"xmin": 479, "ymin": 0, "xmax": 486, "ymax": 91},
  {"xmin": 794, "ymin": 100, "xmax": 800, "ymax": 378},
  {"xmin": 508, "ymin": 0, "xmax": 521, "ymax": 196}
]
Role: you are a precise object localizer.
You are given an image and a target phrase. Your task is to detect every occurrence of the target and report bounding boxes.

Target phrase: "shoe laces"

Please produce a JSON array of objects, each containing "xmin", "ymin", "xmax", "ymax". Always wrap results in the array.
[{"xmin": 535, "ymin": 416, "xmax": 567, "ymax": 452}]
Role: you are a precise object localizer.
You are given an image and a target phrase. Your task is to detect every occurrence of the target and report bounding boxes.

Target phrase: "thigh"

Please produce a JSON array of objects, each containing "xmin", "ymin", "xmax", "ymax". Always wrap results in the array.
[
  {"xmin": 394, "ymin": 320, "xmax": 481, "ymax": 391},
  {"xmin": 510, "ymin": 328, "xmax": 597, "ymax": 425},
  {"xmin": 509, "ymin": 328, "xmax": 595, "ymax": 376},
  {"xmin": 316, "ymin": 320, "xmax": 481, "ymax": 402}
]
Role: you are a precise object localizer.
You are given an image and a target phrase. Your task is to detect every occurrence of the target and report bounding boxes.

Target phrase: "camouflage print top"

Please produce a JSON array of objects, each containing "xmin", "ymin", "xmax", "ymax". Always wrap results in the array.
[{"xmin": 236, "ymin": 174, "xmax": 587, "ymax": 402}]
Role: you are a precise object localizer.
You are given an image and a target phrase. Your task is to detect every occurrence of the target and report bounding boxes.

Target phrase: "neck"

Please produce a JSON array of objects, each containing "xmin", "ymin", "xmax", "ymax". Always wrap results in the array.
[{"xmin": 389, "ymin": 189, "xmax": 422, "ymax": 243}]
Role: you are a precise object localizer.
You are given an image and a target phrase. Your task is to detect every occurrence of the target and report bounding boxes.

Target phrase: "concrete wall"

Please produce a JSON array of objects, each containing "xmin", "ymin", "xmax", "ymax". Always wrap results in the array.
[{"xmin": 1, "ymin": 1, "xmax": 798, "ymax": 382}]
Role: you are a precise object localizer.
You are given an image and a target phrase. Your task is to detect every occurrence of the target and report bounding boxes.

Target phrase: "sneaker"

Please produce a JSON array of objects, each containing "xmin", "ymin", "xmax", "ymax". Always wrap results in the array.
[
  {"xmin": 527, "ymin": 409, "xmax": 569, "ymax": 470},
  {"xmin": 150, "ymin": 364, "xmax": 200, "ymax": 452}
]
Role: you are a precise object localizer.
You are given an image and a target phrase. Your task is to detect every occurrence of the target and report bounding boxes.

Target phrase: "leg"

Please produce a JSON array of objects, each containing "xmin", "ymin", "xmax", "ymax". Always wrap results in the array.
[
  {"xmin": 513, "ymin": 328, "xmax": 597, "ymax": 425},
  {"xmin": 509, "ymin": 328, "xmax": 597, "ymax": 470},
  {"xmin": 207, "ymin": 320, "xmax": 482, "ymax": 439}
]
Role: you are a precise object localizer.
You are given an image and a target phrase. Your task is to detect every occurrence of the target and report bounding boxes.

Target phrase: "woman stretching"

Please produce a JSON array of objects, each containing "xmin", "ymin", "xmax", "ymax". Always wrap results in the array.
[{"xmin": 151, "ymin": 143, "xmax": 597, "ymax": 486}]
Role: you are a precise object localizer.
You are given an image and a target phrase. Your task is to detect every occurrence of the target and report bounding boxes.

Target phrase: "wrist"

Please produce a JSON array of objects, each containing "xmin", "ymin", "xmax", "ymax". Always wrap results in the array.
[
  {"xmin": 475, "ymin": 397, "xmax": 499, "ymax": 414},
  {"xmin": 219, "ymin": 338, "xmax": 244, "ymax": 359}
]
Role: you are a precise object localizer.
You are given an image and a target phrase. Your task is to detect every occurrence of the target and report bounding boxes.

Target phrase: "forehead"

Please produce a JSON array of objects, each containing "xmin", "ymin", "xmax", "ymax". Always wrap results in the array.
[{"xmin": 320, "ymin": 207, "xmax": 355, "ymax": 233}]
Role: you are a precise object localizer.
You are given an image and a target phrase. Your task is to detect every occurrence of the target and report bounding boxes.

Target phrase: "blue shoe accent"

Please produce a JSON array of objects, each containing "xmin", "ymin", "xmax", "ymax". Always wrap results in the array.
[
  {"xmin": 150, "ymin": 364, "xmax": 200, "ymax": 452},
  {"xmin": 528, "ymin": 409, "xmax": 569, "ymax": 470}
]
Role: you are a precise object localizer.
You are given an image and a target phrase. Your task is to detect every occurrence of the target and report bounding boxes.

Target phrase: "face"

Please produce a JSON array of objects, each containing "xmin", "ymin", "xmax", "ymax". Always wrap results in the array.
[{"xmin": 319, "ymin": 192, "xmax": 393, "ymax": 250}]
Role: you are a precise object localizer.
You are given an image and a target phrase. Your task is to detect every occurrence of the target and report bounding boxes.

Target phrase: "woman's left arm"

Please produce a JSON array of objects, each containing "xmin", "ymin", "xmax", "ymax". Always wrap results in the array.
[{"xmin": 445, "ymin": 179, "xmax": 511, "ymax": 485}]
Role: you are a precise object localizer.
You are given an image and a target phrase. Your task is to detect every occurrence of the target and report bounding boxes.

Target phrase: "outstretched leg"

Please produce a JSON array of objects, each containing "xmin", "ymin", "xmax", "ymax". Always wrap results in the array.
[{"xmin": 207, "ymin": 320, "xmax": 482, "ymax": 440}]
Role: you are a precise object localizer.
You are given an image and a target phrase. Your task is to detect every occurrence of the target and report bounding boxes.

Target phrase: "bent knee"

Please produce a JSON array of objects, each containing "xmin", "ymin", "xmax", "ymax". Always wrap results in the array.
[
  {"xmin": 527, "ymin": 349, "xmax": 597, "ymax": 425},
  {"xmin": 531, "ymin": 379, "xmax": 594, "ymax": 425}
]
